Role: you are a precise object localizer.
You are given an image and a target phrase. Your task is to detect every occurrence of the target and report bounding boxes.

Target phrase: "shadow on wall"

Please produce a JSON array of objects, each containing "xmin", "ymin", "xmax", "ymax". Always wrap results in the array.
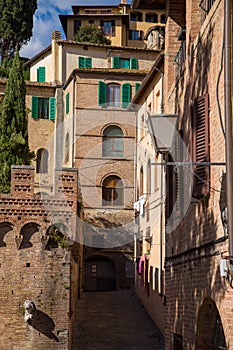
[{"xmin": 28, "ymin": 309, "xmax": 59, "ymax": 342}]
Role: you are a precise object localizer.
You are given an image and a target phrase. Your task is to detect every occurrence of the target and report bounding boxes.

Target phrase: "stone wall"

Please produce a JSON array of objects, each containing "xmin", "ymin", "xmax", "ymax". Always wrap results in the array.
[{"xmin": 0, "ymin": 166, "xmax": 83, "ymax": 350}]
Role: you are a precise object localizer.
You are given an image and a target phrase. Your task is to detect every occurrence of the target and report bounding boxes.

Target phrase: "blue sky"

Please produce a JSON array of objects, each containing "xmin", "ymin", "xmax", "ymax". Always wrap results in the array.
[{"xmin": 20, "ymin": 0, "xmax": 129, "ymax": 59}]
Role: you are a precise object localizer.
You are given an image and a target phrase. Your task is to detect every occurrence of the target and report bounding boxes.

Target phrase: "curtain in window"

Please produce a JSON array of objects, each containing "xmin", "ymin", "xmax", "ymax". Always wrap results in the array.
[{"xmin": 102, "ymin": 175, "xmax": 124, "ymax": 206}]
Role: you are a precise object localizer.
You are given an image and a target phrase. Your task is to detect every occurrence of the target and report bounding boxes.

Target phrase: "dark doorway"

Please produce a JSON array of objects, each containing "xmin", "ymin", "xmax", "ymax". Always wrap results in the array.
[
  {"xmin": 84, "ymin": 257, "xmax": 116, "ymax": 291},
  {"xmin": 196, "ymin": 298, "xmax": 227, "ymax": 350}
]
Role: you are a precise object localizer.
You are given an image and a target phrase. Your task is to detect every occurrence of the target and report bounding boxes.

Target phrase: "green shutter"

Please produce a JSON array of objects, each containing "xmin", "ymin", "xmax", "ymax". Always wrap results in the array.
[
  {"xmin": 135, "ymin": 83, "xmax": 141, "ymax": 93},
  {"xmin": 66, "ymin": 93, "xmax": 70, "ymax": 114},
  {"xmin": 130, "ymin": 58, "xmax": 138, "ymax": 70},
  {"xmin": 121, "ymin": 83, "xmax": 131, "ymax": 108},
  {"xmin": 98, "ymin": 81, "xmax": 107, "ymax": 106},
  {"xmin": 85, "ymin": 57, "xmax": 92, "ymax": 68},
  {"xmin": 78, "ymin": 56, "xmax": 85, "ymax": 68},
  {"xmin": 31, "ymin": 96, "xmax": 38, "ymax": 118},
  {"xmin": 49, "ymin": 97, "xmax": 56, "ymax": 120},
  {"xmin": 37, "ymin": 67, "xmax": 46, "ymax": 82},
  {"xmin": 112, "ymin": 56, "xmax": 120, "ymax": 68}
]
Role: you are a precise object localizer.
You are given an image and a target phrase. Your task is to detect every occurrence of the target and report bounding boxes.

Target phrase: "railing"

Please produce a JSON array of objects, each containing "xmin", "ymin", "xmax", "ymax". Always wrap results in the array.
[
  {"xmin": 174, "ymin": 40, "xmax": 186, "ymax": 77},
  {"xmin": 199, "ymin": 0, "xmax": 216, "ymax": 23}
]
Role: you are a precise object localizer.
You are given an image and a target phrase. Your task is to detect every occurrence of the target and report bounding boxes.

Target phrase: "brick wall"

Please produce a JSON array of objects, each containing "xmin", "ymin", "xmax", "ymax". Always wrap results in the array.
[
  {"xmin": 0, "ymin": 166, "xmax": 83, "ymax": 350},
  {"xmin": 164, "ymin": 0, "xmax": 233, "ymax": 349}
]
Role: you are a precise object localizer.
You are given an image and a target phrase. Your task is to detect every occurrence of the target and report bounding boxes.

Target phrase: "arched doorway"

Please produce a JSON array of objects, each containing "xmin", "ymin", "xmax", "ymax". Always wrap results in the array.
[
  {"xmin": 196, "ymin": 298, "xmax": 227, "ymax": 350},
  {"xmin": 84, "ymin": 256, "xmax": 116, "ymax": 291}
]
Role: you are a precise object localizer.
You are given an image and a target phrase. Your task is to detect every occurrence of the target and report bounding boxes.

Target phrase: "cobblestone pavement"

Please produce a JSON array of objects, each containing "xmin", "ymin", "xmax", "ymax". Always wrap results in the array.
[{"xmin": 72, "ymin": 289, "xmax": 165, "ymax": 350}]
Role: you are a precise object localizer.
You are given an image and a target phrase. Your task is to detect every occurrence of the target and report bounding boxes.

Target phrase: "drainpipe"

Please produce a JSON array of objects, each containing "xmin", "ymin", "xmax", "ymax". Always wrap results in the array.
[
  {"xmin": 225, "ymin": 0, "xmax": 233, "ymax": 259},
  {"xmin": 72, "ymin": 74, "xmax": 76, "ymax": 168}
]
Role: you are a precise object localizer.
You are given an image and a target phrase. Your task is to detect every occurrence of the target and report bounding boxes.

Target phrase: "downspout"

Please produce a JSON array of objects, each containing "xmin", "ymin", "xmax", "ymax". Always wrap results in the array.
[
  {"xmin": 72, "ymin": 74, "xmax": 76, "ymax": 168},
  {"xmin": 225, "ymin": 0, "xmax": 233, "ymax": 259}
]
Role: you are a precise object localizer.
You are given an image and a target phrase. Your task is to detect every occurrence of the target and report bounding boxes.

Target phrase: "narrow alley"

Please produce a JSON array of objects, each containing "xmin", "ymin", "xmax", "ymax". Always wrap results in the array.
[{"xmin": 72, "ymin": 289, "xmax": 165, "ymax": 350}]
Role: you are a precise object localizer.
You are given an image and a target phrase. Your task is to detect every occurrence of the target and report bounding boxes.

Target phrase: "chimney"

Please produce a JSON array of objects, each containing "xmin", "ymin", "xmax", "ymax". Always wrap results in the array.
[
  {"xmin": 121, "ymin": 0, "xmax": 127, "ymax": 4},
  {"xmin": 52, "ymin": 30, "xmax": 62, "ymax": 40}
]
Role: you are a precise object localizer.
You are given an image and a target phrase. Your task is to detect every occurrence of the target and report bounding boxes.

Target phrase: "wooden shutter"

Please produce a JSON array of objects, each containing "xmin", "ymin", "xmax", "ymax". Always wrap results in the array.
[
  {"xmin": 98, "ymin": 81, "xmax": 107, "ymax": 106},
  {"xmin": 112, "ymin": 56, "xmax": 120, "ymax": 68},
  {"xmin": 85, "ymin": 57, "xmax": 92, "ymax": 68},
  {"xmin": 192, "ymin": 93, "xmax": 210, "ymax": 197},
  {"xmin": 31, "ymin": 96, "xmax": 38, "ymax": 118},
  {"xmin": 66, "ymin": 93, "xmax": 70, "ymax": 114},
  {"xmin": 78, "ymin": 56, "xmax": 85, "ymax": 68},
  {"xmin": 37, "ymin": 67, "xmax": 45, "ymax": 82},
  {"xmin": 121, "ymin": 83, "xmax": 131, "ymax": 108},
  {"xmin": 135, "ymin": 82, "xmax": 141, "ymax": 93},
  {"xmin": 49, "ymin": 97, "xmax": 56, "ymax": 120},
  {"xmin": 130, "ymin": 58, "xmax": 138, "ymax": 70}
]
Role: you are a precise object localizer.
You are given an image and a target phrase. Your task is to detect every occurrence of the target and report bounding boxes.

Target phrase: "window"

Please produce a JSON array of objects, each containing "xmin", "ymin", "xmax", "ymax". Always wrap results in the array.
[
  {"xmin": 100, "ymin": 20, "xmax": 115, "ymax": 36},
  {"xmin": 89, "ymin": 20, "xmax": 94, "ymax": 25},
  {"xmin": 102, "ymin": 175, "xmax": 123, "ymax": 206},
  {"xmin": 192, "ymin": 93, "xmax": 210, "ymax": 197},
  {"xmin": 129, "ymin": 30, "xmax": 143, "ymax": 41},
  {"xmin": 160, "ymin": 14, "xmax": 166, "ymax": 24},
  {"xmin": 98, "ymin": 82, "xmax": 131, "ymax": 108},
  {"xmin": 140, "ymin": 167, "xmax": 144, "ymax": 197},
  {"xmin": 36, "ymin": 148, "xmax": 49, "ymax": 173},
  {"xmin": 31, "ymin": 96, "xmax": 56, "ymax": 120},
  {"xmin": 66, "ymin": 93, "xmax": 70, "ymax": 114},
  {"xmin": 78, "ymin": 56, "xmax": 92, "ymax": 68},
  {"xmin": 107, "ymin": 83, "xmax": 120, "ymax": 107},
  {"xmin": 130, "ymin": 12, "xmax": 142, "ymax": 22},
  {"xmin": 103, "ymin": 125, "xmax": 124, "ymax": 157},
  {"xmin": 37, "ymin": 67, "xmax": 45, "ymax": 82},
  {"xmin": 147, "ymin": 159, "xmax": 151, "ymax": 195},
  {"xmin": 112, "ymin": 57, "xmax": 138, "ymax": 70},
  {"xmin": 74, "ymin": 20, "xmax": 81, "ymax": 35},
  {"xmin": 64, "ymin": 133, "xmax": 70, "ymax": 163},
  {"xmin": 146, "ymin": 13, "xmax": 158, "ymax": 23}
]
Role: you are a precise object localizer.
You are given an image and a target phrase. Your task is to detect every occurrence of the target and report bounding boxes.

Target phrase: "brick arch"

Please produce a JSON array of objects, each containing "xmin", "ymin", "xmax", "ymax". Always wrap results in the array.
[
  {"xmin": 100, "ymin": 123, "xmax": 127, "ymax": 137},
  {"xmin": 196, "ymin": 297, "xmax": 227, "ymax": 350},
  {"xmin": 84, "ymin": 254, "xmax": 116, "ymax": 291},
  {"xmin": 19, "ymin": 222, "xmax": 41, "ymax": 249},
  {"xmin": 0, "ymin": 222, "xmax": 14, "ymax": 247}
]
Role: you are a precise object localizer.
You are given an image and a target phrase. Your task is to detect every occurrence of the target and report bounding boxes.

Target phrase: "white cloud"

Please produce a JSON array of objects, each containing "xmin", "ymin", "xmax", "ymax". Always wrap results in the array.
[{"xmin": 20, "ymin": 0, "xmax": 122, "ymax": 59}]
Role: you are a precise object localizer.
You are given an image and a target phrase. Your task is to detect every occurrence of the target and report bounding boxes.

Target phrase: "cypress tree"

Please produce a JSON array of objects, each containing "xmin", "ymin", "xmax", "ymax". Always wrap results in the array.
[
  {"xmin": 0, "ymin": 0, "xmax": 37, "ymax": 61},
  {"xmin": 0, "ymin": 51, "xmax": 34, "ymax": 193}
]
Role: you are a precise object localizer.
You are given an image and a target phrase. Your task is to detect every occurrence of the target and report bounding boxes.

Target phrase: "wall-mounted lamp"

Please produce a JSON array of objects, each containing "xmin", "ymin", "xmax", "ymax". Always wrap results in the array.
[{"xmin": 147, "ymin": 114, "xmax": 179, "ymax": 153}]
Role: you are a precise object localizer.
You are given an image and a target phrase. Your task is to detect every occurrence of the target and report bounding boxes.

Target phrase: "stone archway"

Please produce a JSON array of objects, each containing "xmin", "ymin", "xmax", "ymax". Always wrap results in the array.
[
  {"xmin": 196, "ymin": 298, "xmax": 227, "ymax": 350},
  {"xmin": 84, "ymin": 256, "xmax": 116, "ymax": 291}
]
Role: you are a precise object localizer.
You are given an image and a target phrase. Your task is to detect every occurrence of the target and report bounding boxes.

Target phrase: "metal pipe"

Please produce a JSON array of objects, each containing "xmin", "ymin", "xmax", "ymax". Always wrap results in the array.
[{"xmin": 224, "ymin": 0, "xmax": 233, "ymax": 257}]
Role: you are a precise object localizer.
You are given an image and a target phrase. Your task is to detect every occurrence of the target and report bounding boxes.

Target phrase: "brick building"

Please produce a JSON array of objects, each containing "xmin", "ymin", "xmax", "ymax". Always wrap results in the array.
[
  {"xmin": 24, "ymin": 1, "xmax": 162, "ymax": 289},
  {"xmin": 133, "ymin": 0, "xmax": 233, "ymax": 348},
  {"xmin": 0, "ymin": 166, "xmax": 83, "ymax": 349},
  {"xmin": 162, "ymin": 0, "xmax": 233, "ymax": 348}
]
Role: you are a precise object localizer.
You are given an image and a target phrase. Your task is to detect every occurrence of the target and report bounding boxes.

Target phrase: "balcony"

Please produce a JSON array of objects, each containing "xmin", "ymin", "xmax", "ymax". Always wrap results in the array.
[
  {"xmin": 174, "ymin": 40, "xmax": 186, "ymax": 77},
  {"xmin": 199, "ymin": 0, "xmax": 216, "ymax": 23}
]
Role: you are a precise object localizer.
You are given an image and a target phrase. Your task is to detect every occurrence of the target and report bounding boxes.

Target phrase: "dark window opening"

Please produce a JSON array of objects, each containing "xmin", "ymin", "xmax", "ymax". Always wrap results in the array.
[{"xmin": 102, "ymin": 175, "xmax": 123, "ymax": 206}]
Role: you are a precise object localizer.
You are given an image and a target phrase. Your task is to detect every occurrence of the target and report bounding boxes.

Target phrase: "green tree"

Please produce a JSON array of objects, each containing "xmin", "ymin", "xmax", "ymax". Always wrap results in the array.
[
  {"xmin": 75, "ymin": 24, "xmax": 111, "ymax": 45},
  {"xmin": 0, "ymin": 0, "xmax": 37, "ymax": 61},
  {"xmin": 0, "ymin": 51, "xmax": 34, "ymax": 193}
]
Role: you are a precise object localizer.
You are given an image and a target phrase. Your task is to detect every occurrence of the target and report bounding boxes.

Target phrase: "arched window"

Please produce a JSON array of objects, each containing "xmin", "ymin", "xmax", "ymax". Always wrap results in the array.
[
  {"xmin": 130, "ymin": 11, "xmax": 143, "ymax": 22},
  {"xmin": 102, "ymin": 175, "xmax": 124, "ymax": 206},
  {"xmin": 146, "ymin": 13, "xmax": 158, "ymax": 23},
  {"xmin": 107, "ymin": 83, "xmax": 120, "ymax": 106},
  {"xmin": 103, "ymin": 125, "xmax": 124, "ymax": 157},
  {"xmin": 64, "ymin": 133, "xmax": 70, "ymax": 164},
  {"xmin": 36, "ymin": 148, "xmax": 49, "ymax": 173}
]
